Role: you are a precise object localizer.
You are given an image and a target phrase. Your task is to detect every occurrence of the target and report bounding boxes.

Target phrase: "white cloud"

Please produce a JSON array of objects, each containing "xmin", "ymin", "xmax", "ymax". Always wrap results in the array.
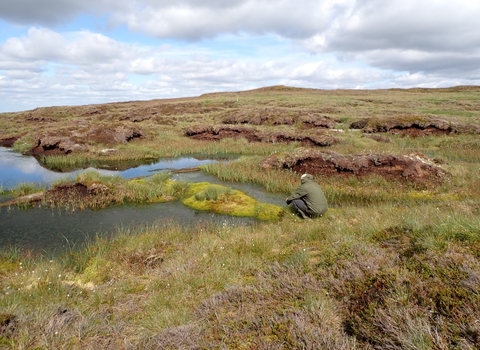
[
  {"xmin": 1, "ymin": 0, "xmax": 480, "ymax": 112},
  {"xmin": 0, "ymin": 0, "xmax": 126, "ymax": 25},
  {"xmin": 300, "ymin": 0, "xmax": 480, "ymax": 74},
  {"xmin": 112, "ymin": 0, "xmax": 338, "ymax": 40}
]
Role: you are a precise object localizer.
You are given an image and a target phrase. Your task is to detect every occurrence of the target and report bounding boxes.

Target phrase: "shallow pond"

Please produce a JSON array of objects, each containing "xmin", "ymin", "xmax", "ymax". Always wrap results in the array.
[
  {"xmin": 0, "ymin": 148, "xmax": 287, "ymax": 254},
  {"xmin": 0, "ymin": 146, "xmax": 231, "ymax": 189}
]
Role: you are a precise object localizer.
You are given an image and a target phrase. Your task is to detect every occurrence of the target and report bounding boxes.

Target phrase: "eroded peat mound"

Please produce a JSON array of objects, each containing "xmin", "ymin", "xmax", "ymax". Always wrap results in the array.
[
  {"xmin": 43, "ymin": 182, "xmax": 112, "ymax": 209},
  {"xmin": 350, "ymin": 115, "xmax": 480, "ymax": 137},
  {"xmin": 0, "ymin": 182, "xmax": 112, "ymax": 209},
  {"xmin": 261, "ymin": 149, "xmax": 448, "ymax": 183},
  {"xmin": 0, "ymin": 137, "xmax": 20, "ymax": 147},
  {"xmin": 184, "ymin": 124, "xmax": 340, "ymax": 147},
  {"xmin": 26, "ymin": 124, "xmax": 145, "ymax": 156}
]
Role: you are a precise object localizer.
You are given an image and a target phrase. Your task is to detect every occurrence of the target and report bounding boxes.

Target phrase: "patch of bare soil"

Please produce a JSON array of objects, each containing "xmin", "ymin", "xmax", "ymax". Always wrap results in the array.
[
  {"xmin": 261, "ymin": 149, "xmax": 447, "ymax": 183},
  {"xmin": 0, "ymin": 314, "xmax": 17, "ymax": 339},
  {"xmin": 27, "ymin": 137, "xmax": 88, "ymax": 156},
  {"xmin": 119, "ymin": 114, "xmax": 151, "ymax": 123},
  {"xmin": 45, "ymin": 183, "xmax": 84, "ymax": 202},
  {"xmin": 26, "ymin": 124, "xmax": 145, "ymax": 155},
  {"xmin": 350, "ymin": 115, "xmax": 480, "ymax": 136},
  {"xmin": 184, "ymin": 125, "xmax": 340, "ymax": 147},
  {"xmin": 0, "ymin": 137, "xmax": 19, "ymax": 147},
  {"xmin": 221, "ymin": 108, "xmax": 337, "ymax": 128}
]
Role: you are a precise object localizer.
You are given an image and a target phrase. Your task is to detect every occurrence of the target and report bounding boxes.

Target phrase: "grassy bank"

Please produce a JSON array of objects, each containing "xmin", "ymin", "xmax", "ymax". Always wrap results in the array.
[
  {"xmin": 1, "ymin": 202, "xmax": 478, "ymax": 348},
  {"xmin": 1, "ymin": 86, "xmax": 480, "ymax": 348}
]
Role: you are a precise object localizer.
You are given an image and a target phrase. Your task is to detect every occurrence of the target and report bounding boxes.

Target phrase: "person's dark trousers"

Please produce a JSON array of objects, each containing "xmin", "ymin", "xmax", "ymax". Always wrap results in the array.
[{"xmin": 291, "ymin": 198, "xmax": 309, "ymax": 219}]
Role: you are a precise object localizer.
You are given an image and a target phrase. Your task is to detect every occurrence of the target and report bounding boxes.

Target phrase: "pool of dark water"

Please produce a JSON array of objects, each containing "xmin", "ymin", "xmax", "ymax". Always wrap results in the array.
[{"xmin": 0, "ymin": 201, "xmax": 261, "ymax": 255}]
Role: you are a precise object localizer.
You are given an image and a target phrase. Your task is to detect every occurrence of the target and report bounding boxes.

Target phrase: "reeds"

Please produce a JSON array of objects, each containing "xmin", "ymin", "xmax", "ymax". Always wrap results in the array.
[{"xmin": 4, "ymin": 182, "xmax": 44, "ymax": 197}]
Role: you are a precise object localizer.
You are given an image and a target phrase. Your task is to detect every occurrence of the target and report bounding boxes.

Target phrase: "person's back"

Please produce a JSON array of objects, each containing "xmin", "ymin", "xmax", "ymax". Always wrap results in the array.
[
  {"xmin": 286, "ymin": 174, "xmax": 328, "ymax": 218},
  {"xmin": 300, "ymin": 176, "xmax": 328, "ymax": 216}
]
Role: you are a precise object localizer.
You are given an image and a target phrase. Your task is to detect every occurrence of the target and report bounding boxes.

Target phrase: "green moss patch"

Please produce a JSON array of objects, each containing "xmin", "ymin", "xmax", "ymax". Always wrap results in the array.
[{"xmin": 182, "ymin": 182, "xmax": 284, "ymax": 220}]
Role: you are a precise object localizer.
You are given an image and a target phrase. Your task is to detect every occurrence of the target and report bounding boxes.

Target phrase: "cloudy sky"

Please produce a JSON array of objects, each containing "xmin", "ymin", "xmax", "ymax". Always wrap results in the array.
[{"xmin": 1, "ymin": 0, "xmax": 479, "ymax": 112}]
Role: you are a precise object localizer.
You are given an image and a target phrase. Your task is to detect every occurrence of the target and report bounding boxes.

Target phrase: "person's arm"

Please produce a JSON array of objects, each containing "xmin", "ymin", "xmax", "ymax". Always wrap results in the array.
[{"xmin": 286, "ymin": 184, "xmax": 308, "ymax": 203}]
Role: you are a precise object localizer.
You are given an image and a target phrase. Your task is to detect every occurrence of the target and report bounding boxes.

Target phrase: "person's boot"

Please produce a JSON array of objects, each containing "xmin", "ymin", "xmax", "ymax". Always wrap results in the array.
[{"xmin": 297, "ymin": 209, "xmax": 310, "ymax": 220}]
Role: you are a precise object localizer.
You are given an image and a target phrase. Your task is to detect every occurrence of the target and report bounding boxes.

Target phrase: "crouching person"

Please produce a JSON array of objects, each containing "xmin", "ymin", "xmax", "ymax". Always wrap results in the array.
[{"xmin": 286, "ymin": 173, "xmax": 328, "ymax": 219}]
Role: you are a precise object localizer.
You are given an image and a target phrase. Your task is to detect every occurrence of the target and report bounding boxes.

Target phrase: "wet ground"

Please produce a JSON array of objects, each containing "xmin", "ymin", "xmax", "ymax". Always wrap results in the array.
[{"xmin": 0, "ymin": 149, "xmax": 286, "ymax": 253}]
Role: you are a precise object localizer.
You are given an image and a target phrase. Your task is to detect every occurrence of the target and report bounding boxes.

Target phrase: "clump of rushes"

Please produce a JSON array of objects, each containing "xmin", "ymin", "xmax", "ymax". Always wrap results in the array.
[
  {"xmin": 183, "ymin": 182, "xmax": 284, "ymax": 220},
  {"xmin": 5, "ymin": 182, "xmax": 44, "ymax": 197}
]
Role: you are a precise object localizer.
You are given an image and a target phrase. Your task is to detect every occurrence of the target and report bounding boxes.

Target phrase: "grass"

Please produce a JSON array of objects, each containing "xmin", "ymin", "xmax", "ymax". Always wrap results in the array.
[
  {"xmin": 1, "ymin": 204, "xmax": 478, "ymax": 348},
  {"xmin": 0, "ymin": 86, "xmax": 480, "ymax": 348},
  {"xmin": 4, "ymin": 182, "xmax": 45, "ymax": 197}
]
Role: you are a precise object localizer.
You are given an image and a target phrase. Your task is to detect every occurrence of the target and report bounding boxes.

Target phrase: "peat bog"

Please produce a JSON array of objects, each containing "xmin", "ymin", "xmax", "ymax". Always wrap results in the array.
[{"xmin": 0, "ymin": 85, "xmax": 479, "ymax": 349}]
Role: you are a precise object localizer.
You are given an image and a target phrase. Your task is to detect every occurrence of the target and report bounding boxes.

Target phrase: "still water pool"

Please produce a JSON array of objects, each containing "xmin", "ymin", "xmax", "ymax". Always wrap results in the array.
[
  {"xmin": 0, "ymin": 146, "xmax": 227, "ymax": 189},
  {"xmin": 0, "ymin": 148, "xmax": 287, "ymax": 254}
]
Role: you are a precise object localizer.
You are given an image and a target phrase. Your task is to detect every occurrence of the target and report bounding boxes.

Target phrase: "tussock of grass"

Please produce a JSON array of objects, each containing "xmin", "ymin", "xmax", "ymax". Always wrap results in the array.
[{"xmin": 4, "ymin": 182, "xmax": 44, "ymax": 197}]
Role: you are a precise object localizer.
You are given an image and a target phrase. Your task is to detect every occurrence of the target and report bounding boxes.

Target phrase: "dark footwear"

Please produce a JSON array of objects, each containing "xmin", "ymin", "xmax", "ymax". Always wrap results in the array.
[{"xmin": 297, "ymin": 209, "xmax": 309, "ymax": 220}]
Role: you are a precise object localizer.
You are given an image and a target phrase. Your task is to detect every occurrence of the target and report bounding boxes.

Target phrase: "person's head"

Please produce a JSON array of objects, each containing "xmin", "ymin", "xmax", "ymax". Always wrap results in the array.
[{"xmin": 301, "ymin": 173, "xmax": 313, "ymax": 182}]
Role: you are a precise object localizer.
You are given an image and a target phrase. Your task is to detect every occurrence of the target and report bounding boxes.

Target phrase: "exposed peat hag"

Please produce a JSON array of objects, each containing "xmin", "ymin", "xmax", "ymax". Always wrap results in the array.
[
  {"xmin": 261, "ymin": 149, "xmax": 448, "ymax": 183},
  {"xmin": 0, "ymin": 137, "xmax": 19, "ymax": 147},
  {"xmin": 350, "ymin": 115, "xmax": 480, "ymax": 137},
  {"xmin": 184, "ymin": 124, "xmax": 340, "ymax": 147},
  {"xmin": 25, "ymin": 123, "xmax": 145, "ymax": 156}
]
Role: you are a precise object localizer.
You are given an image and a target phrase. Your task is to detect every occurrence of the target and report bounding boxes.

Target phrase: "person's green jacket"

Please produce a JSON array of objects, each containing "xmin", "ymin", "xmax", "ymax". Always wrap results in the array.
[{"xmin": 286, "ymin": 174, "xmax": 328, "ymax": 216}]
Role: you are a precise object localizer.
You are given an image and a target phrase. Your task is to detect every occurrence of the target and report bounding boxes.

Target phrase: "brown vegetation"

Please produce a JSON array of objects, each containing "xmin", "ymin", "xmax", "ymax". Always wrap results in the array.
[
  {"xmin": 350, "ymin": 115, "xmax": 480, "ymax": 137},
  {"xmin": 221, "ymin": 107, "xmax": 337, "ymax": 128},
  {"xmin": 185, "ymin": 124, "xmax": 340, "ymax": 146}
]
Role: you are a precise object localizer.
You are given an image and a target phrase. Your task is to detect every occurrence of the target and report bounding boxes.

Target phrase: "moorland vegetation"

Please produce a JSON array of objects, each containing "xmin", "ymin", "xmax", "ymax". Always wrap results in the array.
[{"xmin": 0, "ymin": 85, "xmax": 479, "ymax": 349}]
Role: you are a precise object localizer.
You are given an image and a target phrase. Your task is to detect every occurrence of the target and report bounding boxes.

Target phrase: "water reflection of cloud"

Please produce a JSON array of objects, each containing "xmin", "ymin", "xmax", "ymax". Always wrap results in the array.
[
  {"xmin": 0, "ymin": 153, "xmax": 39, "ymax": 174},
  {"xmin": 1, "ymin": 147, "xmax": 224, "ymax": 189}
]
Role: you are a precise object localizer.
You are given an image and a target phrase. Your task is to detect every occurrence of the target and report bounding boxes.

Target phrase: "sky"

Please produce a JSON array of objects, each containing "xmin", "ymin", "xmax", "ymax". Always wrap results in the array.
[{"xmin": 1, "ymin": 0, "xmax": 480, "ymax": 113}]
